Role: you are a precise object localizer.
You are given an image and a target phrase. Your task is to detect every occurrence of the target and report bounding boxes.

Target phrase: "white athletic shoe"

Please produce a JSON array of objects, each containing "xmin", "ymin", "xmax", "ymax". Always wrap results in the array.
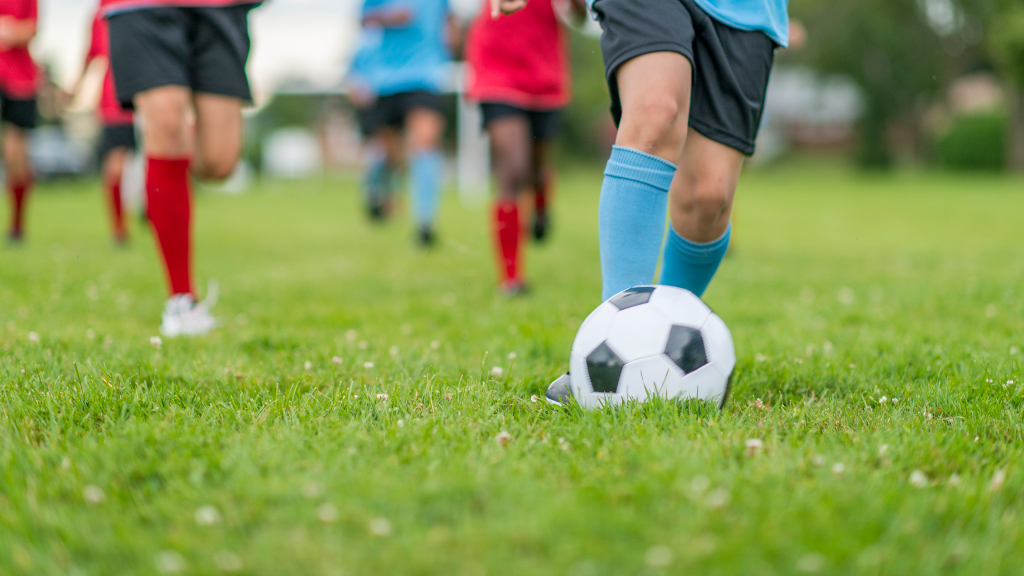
[
  {"xmin": 160, "ymin": 282, "xmax": 218, "ymax": 337},
  {"xmin": 545, "ymin": 372, "xmax": 573, "ymax": 406}
]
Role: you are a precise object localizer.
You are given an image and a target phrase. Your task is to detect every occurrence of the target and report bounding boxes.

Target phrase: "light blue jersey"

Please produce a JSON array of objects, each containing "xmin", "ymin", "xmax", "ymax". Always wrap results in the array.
[
  {"xmin": 588, "ymin": 0, "xmax": 789, "ymax": 47},
  {"xmin": 349, "ymin": 0, "xmax": 451, "ymax": 97}
]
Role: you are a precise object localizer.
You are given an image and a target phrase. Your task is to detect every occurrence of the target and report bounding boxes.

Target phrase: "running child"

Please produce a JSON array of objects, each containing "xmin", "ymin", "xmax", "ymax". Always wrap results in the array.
[
  {"xmin": 79, "ymin": 6, "xmax": 135, "ymax": 245},
  {"xmin": 0, "ymin": 0, "xmax": 38, "ymax": 243},
  {"xmin": 101, "ymin": 0, "xmax": 261, "ymax": 336},
  {"xmin": 464, "ymin": 0, "xmax": 586, "ymax": 295},
  {"xmin": 348, "ymin": 0, "xmax": 455, "ymax": 246},
  {"xmin": 493, "ymin": 0, "xmax": 787, "ymax": 403}
]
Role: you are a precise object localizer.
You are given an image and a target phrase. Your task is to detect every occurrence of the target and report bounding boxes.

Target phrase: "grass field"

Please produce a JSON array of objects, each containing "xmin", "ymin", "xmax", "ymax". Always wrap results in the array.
[{"xmin": 3, "ymin": 164, "xmax": 1024, "ymax": 575}]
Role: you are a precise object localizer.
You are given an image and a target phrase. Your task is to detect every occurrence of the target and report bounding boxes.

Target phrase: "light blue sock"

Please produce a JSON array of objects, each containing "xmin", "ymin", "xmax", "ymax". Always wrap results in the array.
[
  {"xmin": 599, "ymin": 146, "xmax": 677, "ymax": 301},
  {"xmin": 362, "ymin": 147, "xmax": 388, "ymax": 204},
  {"xmin": 658, "ymin": 224, "xmax": 731, "ymax": 297},
  {"xmin": 409, "ymin": 150, "xmax": 443, "ymax": 228}
]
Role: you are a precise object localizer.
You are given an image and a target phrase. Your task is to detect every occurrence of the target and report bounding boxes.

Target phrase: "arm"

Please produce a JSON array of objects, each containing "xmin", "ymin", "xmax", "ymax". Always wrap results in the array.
[
  {"xmin": 362, "ymin": 7, "xmax": 413, "ymax": 28},
  {"xmin": 568, "ymin": 0, "xmax": 588, "ymax": 22},
  {"xmin": 445, "ymin": 14, "xmax": 463, "ymax": 58},
  {"xmin": 0, "ymin": 16, "xmax": 37, "ymax": 50},
  {"xmin": 490, "ymin": 0, "xmax": 528, "ymax": 18}
]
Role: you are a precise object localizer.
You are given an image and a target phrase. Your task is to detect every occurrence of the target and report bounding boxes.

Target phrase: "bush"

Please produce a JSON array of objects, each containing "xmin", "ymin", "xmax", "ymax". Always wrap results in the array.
[{"xmin": 935, "ymin": 112, "xmax": 1007, "ymax": 171}]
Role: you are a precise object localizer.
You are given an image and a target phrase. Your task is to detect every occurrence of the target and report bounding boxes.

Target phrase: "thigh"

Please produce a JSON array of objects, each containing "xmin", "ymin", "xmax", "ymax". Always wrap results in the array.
[
  {"xmin": 686, "ymin": 1, "xmax": 775, "ymax": 156},
  {"xmin": 592, "ymin": 0, "xmax": 696, "ymax": 126},
  {"xmin": 108, "ymin": 9, "xmax": 191, "ymax": 108},
  {"xmin": 528, "ymin": 109, "xmax": 562, "ymax": 143},
  {"xmin": 0, "ymin": 95, "xmax": 36, "ymax": 129},
  {"xmin": 190, "ymin": 5, "xmax": 255, "ymax": 102},
  {"xmin": 193, "ymin": 92, "xmax": 243, "ymax": 176},
  {"xmin": 404, "ymin": 99, "xmax": 445, "ymax": 152},
  {"xmin": 487, "ymin": 114, "xmax": 531, "ymax": 169}
]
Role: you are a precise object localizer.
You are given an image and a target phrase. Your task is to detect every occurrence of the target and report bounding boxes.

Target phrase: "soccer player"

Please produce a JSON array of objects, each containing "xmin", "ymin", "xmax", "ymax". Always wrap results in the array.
[
  {"xmin": 464, "ymin": 0, "xmax": 586, "ymax": 295},
  {"xmin": 79, "ymin": 7, "xmax": 134, "ymax": 245},
  {"xmin": 0, "ymin": 0, "xmax": 38, "ymax": 243},
  {"xmin": 348, "ymin": 0, "xmax": 455, "ymax": 246},
  {"xmin": 101, "ymin": 0, "xmax": 261, "ymax": 336},
  {"xmin": 491, "ymin": 0, "xmax": 787, "ymax": 402}
]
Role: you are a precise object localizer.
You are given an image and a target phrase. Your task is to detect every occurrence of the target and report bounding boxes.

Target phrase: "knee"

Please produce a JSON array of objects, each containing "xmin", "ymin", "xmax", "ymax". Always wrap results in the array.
[
  {"xmin": 147, "ymin": 107, "xmax": 188, "ymax": 151},
  {"xmin": 196, "ymin": 155, "xmax": 237, "ymax": 180},
  {"xmin": 675, "ymin": 172, "xmax": 733, "ymax": 218},
  {"xmin": 621, "ymin": 94, "xmax": 684, "ymax": 154}
]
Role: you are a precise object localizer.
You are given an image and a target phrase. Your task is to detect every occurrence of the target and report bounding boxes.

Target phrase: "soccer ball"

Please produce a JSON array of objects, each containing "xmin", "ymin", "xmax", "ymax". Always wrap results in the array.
[{"xmin": 568, "ymin": 285, "xmax": 735, "ymax": 409}]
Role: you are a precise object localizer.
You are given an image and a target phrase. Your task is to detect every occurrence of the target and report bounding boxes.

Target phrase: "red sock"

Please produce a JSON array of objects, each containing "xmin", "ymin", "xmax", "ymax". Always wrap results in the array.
[
  {"xmin": 146, "ymin": 157, "xmax": 193, "ymax": 296},
  {"xmin": 106, "ymin": 176, "xmax": 126, "ymax": 241},
  {"xmin": 494, "ymin": 201, "xmax": 521, "ymax": 283},
  {"xmin": 8, "ymin": 179, "xmax": 30, "ymax": 236}
]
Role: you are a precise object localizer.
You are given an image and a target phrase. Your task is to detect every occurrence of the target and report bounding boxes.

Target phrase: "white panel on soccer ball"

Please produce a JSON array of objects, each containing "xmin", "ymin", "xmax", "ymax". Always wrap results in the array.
[
  {"xmin": 617, "ymin": 355, "xmax": 686, "ymax": 401},
  {"xmin": 570, "ymin": 301, "xmax": 619, "ymax": 358},
  {"xmin": 676, "ymin": 363, "xmax": 730, "ymax": 407},
  {"xmin": 647, "ymin": 285, "xmax": 711, "ymax": 328},
  {"xmin": 604, "ymin": 305, "xmax": 672, "ymax": 363},
  {"xmin": 701, "ymin": 313, "xmax": 736, "ymax": 374}
]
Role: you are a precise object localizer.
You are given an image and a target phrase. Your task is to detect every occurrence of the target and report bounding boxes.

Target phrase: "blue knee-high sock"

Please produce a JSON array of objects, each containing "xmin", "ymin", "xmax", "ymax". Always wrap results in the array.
[
  {"xmin": 599, "ymin": 146, "xmax": 677, "ymax": 301},
  {"xmin": 658, "ymin": 224, "xmax": 731, "ymax": 297},
  {"xmin": 410, "ymin": 151, "xmax": 443, "ymax": 228}
]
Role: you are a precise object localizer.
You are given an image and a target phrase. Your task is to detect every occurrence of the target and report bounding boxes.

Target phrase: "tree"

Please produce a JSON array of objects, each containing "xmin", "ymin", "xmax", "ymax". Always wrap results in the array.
[{"xmin": 985, "ymin": 0, "xmax": 1024, "ymax": 170}]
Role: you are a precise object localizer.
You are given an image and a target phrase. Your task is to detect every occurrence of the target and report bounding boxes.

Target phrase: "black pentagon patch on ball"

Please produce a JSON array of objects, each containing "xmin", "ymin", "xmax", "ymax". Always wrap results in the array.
[
  {"xmin": 664, "ymin": 325, "xmax": 708, "ymax": 374},
  {"xmin": 608, "ymin": 286, "xmax": 655, "ymax": 310},
  {"xmin": 586, "ymin": 342, "xmax": 624, "ymax": 393}
]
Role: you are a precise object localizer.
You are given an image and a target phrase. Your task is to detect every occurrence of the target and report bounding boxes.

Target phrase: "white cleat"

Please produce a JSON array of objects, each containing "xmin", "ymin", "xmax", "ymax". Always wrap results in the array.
[
  {"xmin": 160, "ymin": 283, "xmax": 218, "ymax": 337},
  {"xmin": 545, "ymin": 372, "xmax": 573, "ymax": 406}
]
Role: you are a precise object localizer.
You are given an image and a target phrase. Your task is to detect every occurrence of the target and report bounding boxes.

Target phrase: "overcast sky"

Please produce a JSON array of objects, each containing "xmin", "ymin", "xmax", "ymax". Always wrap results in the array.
[{"xmin": 35, "ymin": 0, "xmax": 481, "ymax": 99}]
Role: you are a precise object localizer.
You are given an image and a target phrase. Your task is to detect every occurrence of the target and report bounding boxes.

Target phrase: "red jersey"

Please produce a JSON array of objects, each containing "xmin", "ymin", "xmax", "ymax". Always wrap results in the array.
[
  {"xmin": 86, "ymin": 11, "xmax": 133, "ymax": 125},
  {"xmin": 99, "ymin": 0, "xmax": 258, "ymax": 16},
  {"xmin": 465, "ymin": 0, "xmax": 570, "ymax": 110},
  {"xmin": 0, "ymin": 0, "xmax": 38, "ymax": 99}
]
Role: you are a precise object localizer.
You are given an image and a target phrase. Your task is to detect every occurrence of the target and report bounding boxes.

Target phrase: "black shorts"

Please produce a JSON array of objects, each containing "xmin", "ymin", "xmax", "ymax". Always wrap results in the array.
[
  {"xmin": 0, "ymin": 91, "xmax": 37, "ymax": 129},
  {"xmin": 97, "ymin": 123, "xmax": 137, "ymax": 162},
  {"xmin": 592, "ymin": 0, "xmax": 776, "ymax": 155},
  {"xmin": 108, "ymin": 4, "xmax": 256, "ymax": 108},
  {"xmin": 357, "ymin": 90, "xmax": 445, "ymax": 137},
  {"xmin": 480, "ymin": 102, "xmax": 562, "ymax": 142}
]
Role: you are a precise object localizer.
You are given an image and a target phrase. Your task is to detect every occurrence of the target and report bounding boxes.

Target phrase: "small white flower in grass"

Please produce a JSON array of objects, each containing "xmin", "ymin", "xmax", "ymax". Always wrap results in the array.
[
  {"xmin": 195, "ymin": 505, "xmax": 221, "ymax": 526},
  {"xmin": 878, "ymin": 396, "xmax": 887, "ymax": 404},
  {"xmin": 745, "ymin": 438, "xmax": 763, "ymax": 456},
  {"xmin": 823, "ymin": 341, "xmax": 834, "ymax": 352},
  {"xmin": 496, "ymin": 431, "xmax": 511, "ymax": 447},
  {"xmin": 150, "ymin": 336, "xmax": 162, "ymax": 350},
  {"xmin": 83, "ymin": 485, "xmax": 105, "ymax": 504},
  {"xmin": 332, "ymin": 356, "xmax": 343, "ymax": 365},
  {"xmin": 376, "ymin": 393, "xmax": 388, "ymax": 401},
  {"xmin": 1011, "ymin": 347, "xmax": 1020, "ymax": 355},
  {"xmin": 754, "ymin": 398, "xmax": 764, "ymax": 409},
  {"xmin": 155, "ymin": 551, "xmax": 187, "ymax": 574},
  {"xmin": 430, "ymin": 340, "xmax": 440, "ymax": 350},
  {"xmin": 490, "ymin": 366, "xmax": 504, "ymax": 377},
  {"xmin": 530, "ymin": 395, "xmax": 538, "ymax": 403},
  {"xmin": 849, "ymin": 363, "xmax": 856, "ymax": 369},
  {"xmin": 345, "ymin": 329, "xmax": 357, "ymax": 341},
  {"xmin": 397, "ymin": 419, "xmax": 404, "ymax": 428},
  {"xmin": 706, "ymin": 488, "xmax": 730, "ymax": 509},
  {"xmin": 838, "ymin": 287, "xmax": 855, "ymax": 305},
  {"xmin": 364, "ymin": 362, "xmax": 374, "ymax": 369},
  {"xmin": 986, "ymin": 379, "xmax": 993, "ymax": 383},
  {"xmin": 557, "ymin": 437, "xmax": 570, "ymax": 451},
  {"xmin": 1008, "ymin": 380, "xmax": 1014, "ymax": 385},
  {"xmin": 358, "ymin": 341, "xmax": 368, "ymax": 350},
  {"xmin": 990, "ymin": 469, "xmax": 1006, "ymax": 492},
  {"xmin": 755, "ymin": 353, "xmax": 767, "ymax": 363},
  {"xmin": 302, "ymin": 482, "xmax": 323, "ymax": 499},
  {"xmin": 689, "ymin": 475, "xmax": 710, "ymax": 495},
  {"xmin": 974, "ymin": 436, "xmax": 980, "ymax": 442},
  {"xmin": 893, "ymin": 398, "xmax": 900, "ymax": 404},
  {"xmin": 368, "ymin": 517, "xmax": 392, "ymax": 537},
  {"xmin": 909, "ymin": 470, "xmax": 928, "ymax": 488},
  {"xmin": 61, "ymin": 457, "xmax": 71, "ymax": 470},
  {"xmin": 832, "ymin": 462, "xmax": 845, "ymax": 475},
  {"xmin": 317, "ymin": 503, "xmax": 339, "ymax": 523},
  {"xmin": 508, "ymin": 352, "xmax": 517, "ymax": 360},
  {"xmin": 812, "ymin": 455, "xmax": 825, "ymax": 467},
  {"xmin": 925, "ymin": 412, "xmax": 933, "ymax": 420},
  {"xmin": 645, "ymin": 545, "xmax": 673, "ymax": 568},
  {"xmin": 27, "ymin": 331, "xmax": 39, "ymax": 343},
  {"xmin": 796, "ymin": 553, "xmax": 825, "ymax": 573},
  {"xmin": 85, "ymin": 328, "xmax": 96, "ymax": 340},
  {"xmin": 948, "ymin": 473, "xmax": 961, "ymax": 487},
  {"xmin": 389, "ymin": 346, "xmax": 399, "ymax": 357},
  {"xmin": 214, "ymin": 550, "xmax": 243, "ymax": 573},
  {"xmin": 878, "ymin": 444, "xmax": 889, "ymax": 457},
  {"xmin": 304, "ymin": 361, "xmax": 313, "ymax": 371}
]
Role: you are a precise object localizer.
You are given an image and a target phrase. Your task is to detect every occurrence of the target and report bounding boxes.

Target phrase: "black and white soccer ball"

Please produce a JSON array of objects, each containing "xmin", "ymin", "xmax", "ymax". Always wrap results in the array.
[{"xmin": 568, "ymin": 285, "xmax": 735, "ymax": 409}]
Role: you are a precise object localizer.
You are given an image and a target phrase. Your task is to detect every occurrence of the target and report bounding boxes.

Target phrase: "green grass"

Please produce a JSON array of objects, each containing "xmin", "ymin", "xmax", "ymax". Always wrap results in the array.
[{"xmin": 3, "ymin": 165, "xmax": 1024, "ymax": 575}]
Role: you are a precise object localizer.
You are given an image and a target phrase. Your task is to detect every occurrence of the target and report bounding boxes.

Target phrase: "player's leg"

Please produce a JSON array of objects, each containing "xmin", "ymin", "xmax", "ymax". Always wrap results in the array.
[
  {"xmin": 192, "ymin": 92, "xmax": 243, "ymax": 180},
  {"xmin": 3, "ymin": 125, "xmax": 32, "ymax": 241},
  {"xmin": 655, "ymin": 13, "xmax": 775, "ymax": 297},
  {"xmin": 404, "ymin": 98, "xmax": 445, "ymax": 245},
  {"xmin": 101, "ymin": 144, "xmax": 130, "ymax": 244},
  {"xmin": 598, "ymin": 51, "xmax": 692, "ymax": 300},
  {"xmin": 656, "ymin": 131, "xmax": 741, "ymax": 295},
  {"xmin": 528, "ymin": 109, "xmax": 562, "ymax": 242},
  {"xmin": 485, "ymin": 107, "xmax": 532, "ymax": 293}
]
